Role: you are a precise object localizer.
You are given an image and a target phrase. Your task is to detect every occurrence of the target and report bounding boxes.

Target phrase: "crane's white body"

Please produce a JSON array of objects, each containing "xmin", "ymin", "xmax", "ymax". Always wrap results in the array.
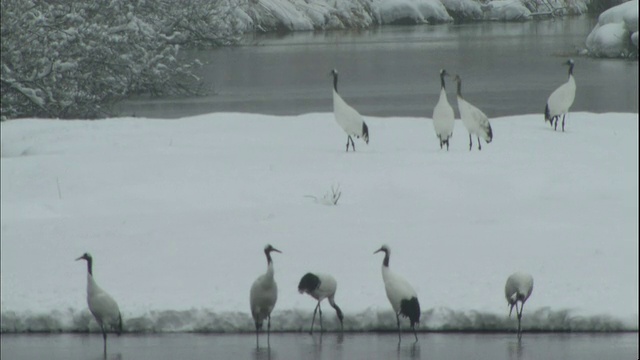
[
  {"xmin": 546, "ymin": 75, "xmax": 575, "ymax": 117},
  {"xmin": 301, "ymin": 272, "xmax": 338, "ymax": 302},
  {"xmin": 381, "ymin": 266, "xmax": 418, "ymax": 314},
  {"xmin": 250, "ymin": 262, "xmax": 278, "ymax": 329},
  {"xmin": 76, "ymin": 253, "xmax": 122, "ymax": 355},
  {"xmin": 333, "ymin": 89, "xmax": 367, "ymax": 139},
  {"xmin": 374, "ymin": 245, "xmax": 420, "ymax": 342},
  {"xmin": 454, "ymin": 75, "xmax": 492, "ymax": 151},
  {"xmin": 331, "ymin": 69, "xmax": 369, "ymax": 151},
  {"xmin": 433, "ymin": 81, "xmax": 455, "ymax": 150},
  {"xmin": 545, "ymin": 61, "xmax": 576, "ymax": 132},
  {"xmin": 85, "ymin": 273, "xmax": 122, "ymax": 331},
  {"xmin": 505, "ymin": 272, "xmax": 534, "ymax": 306},
  {"xmin": 457, "ymin": 97, "xmax": 493, "ymax": 144},
  {"xmin": 505, "ymin": 272, "xmax": 534, "ymax": 338},
  {"xmin": 298, "ymin": 272, "xmax": 343, "ymax": 333},
  {"xmin": 250, "ymin": 245, "xmax": 280, "ymax": 347}
]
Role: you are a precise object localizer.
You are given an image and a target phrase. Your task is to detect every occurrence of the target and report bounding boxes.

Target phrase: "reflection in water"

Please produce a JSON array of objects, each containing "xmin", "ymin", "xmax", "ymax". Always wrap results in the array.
[
  {"xmin": 95, "ymin": 353, "xmax": 122, "ymax": 360},
  {"xmin": 397, "ymin": 342, "xmax": 421, "ymax": 360},
  {"xmin": 507, "ymin": 338, "xmax": 525, "ymax": 360},
  {"xmin": 253, "ymin": 346, "xmax": 273, "ymax": 360}
]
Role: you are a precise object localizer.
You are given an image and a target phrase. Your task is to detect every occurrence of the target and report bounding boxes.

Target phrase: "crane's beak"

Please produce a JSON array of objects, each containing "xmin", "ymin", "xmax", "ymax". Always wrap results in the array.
[
  {"xmin": 509, "ymin": 303, "xmax": 515, "ymax": 318},
  {"xmin": 373, "ymin": 248, "xmax": 383, "ymax": 254},
  {"xmin": 271, "ymin": 247, "xmax": 282, "ymax": 254},
  {"xmin": 75, "ymin": 255, "xmax": 84, "ymax": 261}
]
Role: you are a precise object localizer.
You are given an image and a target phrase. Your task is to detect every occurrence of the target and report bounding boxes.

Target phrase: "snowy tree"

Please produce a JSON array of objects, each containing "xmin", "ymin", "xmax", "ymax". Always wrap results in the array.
[{"xmin": 1, "ymin": 0, "xmax": 241, "ymax": 120}]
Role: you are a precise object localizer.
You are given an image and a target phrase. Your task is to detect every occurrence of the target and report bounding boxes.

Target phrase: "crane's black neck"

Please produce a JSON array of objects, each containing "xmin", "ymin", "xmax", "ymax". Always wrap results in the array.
[
  {"xmin": 440, "ymin": 73, "xmax": 446, "ymax": 90},
  {"xmin": 332, "ymin": 73, "xmax": 338, "ymax": 92},
  {"xmin": 456, "ymin": 79, "xmax": 462, "ymax": 97},
  {"xmin": 331, "ymin": 302, "xmax": 344, "ymax": 321},
  {"xmin": 265, "ymin": 249, "xmax": 273, "ymax": 265},
  {"xmin": 85, "ymin": 257, "xmax": 93, "ymax": 275},
  {"xmin": 568, "ymin": 63, "xmax": 574, "ymax": 77},
  {"xmin": 382, "ymin": 250, "xmax": 390, "ymax": 267}
]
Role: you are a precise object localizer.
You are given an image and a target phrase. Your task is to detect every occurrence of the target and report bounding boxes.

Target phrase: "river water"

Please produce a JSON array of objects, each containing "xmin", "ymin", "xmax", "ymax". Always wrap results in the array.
[
  {"xmin": 117, "ymin": 16, "xmax": 638, "ymax": 119},
  {"xmin": 1, "ymin": 332, "xmax": 637, "ymax": 360}
]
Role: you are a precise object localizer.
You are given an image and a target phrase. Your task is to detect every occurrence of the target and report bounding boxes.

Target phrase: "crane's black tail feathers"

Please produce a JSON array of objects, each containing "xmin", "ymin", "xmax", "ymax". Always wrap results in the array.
[
  {"xmin": 544, "ymin": 104, "xmax": 551, "ymax": 121},
  {"xmin": 362, "ymin": 122, "xmax": 369, "ymax": 144},
  {"xmin": 117, "ymin": 312, "xmax": 123, "ymax": 336},
  {"xmin": 400, "ymin": 297, "xmax": 421, "ymax": 327},
  {"xmin": 485, "ymin": 124, "xmax": 493, "ymax": 144}
]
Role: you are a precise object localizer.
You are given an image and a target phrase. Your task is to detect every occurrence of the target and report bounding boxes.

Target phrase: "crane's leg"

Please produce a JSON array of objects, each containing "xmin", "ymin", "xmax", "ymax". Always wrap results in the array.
[
  {"xmin": 517, "ymin": 301, "xmax": 525, "ymax": 339},
  {"xmin": 562, "ymin": 114, "xmax": 566, "ymax": 132},
  {"xmin": 554, "ymin": 117, "xmax": 558, "ymax": 131},
  {"xmin": 350, "ymin": 136, "xmax": 356, "ymax": 151},
  {"xmin": 267, "ymin": 316, "xmax": 271, "ymax": 347},
  {"xmin": 310, "ymin": 302, "xmax": 320, "ymax": 334},
  {"xmin": 345, "ymin": 136, "xmax": 350, "ymax": 152},
  {"xmin": 445, "ymin": 139, "xmax": 449, "ymax": 151},
  {"xmin": 468, "ymin": 134, "xmax": 472, "ymax": 151},
  {"xmin": 439, "ymin": 137, "xmax": 443, "ymax": 149},
  {"xmin": 477, "ymin": 136, "xmax": 482, "ymax": 151},
  {"xmin": 101, "ymin": 325, "xmax": 107, "ymax": 355},
  {"xmin": 396, "ymin": 313, "xmax": 402, "ymax": 343},
  {"xmin": 318, "ymin": 303, "xmax": 324, "ymax": 333},
  {"xmin": 255, "ymin": 322, "xmax": 260, "ymax": 348},
  {"xmin": 412, "ymin": 324, "xmax": 418, "ymax": 343}
]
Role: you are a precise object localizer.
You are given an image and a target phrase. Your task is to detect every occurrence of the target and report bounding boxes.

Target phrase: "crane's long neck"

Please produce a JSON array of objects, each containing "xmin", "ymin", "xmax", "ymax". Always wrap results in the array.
[
  {"xmin": 456, "ymin": 79, "xmax": 462, "ymax": 98},
  {"xmin": 265, "ymin": 251, "xmax": 275, "ymax": 278},
  {"xmin": 333, "ymin": 74, "xmax": 338, "ymax": 92},
  {"xmin": 329, "ymin": 298, "xmax": 344, "ymax": 321},
  {"xmin": 85, "ymin": 257, "xmax": 93, "ymax": 276},
  {"xmin": 382, "ymin": 250, "xmax": 390, "ymax": 267},
  {"xmin": 440, "ymin": 73, "xmax": 446, "ymax": 90},
  {"xmin": 568, "ymin": 63, "xmax": 574, "ymax": 78}
]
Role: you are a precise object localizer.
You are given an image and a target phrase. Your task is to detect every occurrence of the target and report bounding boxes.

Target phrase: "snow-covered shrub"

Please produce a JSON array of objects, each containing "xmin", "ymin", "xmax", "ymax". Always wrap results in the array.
[
  {"xmin": 377, "ymin": 0, "xmax": 452, "ymax": 24},
  {"xmin": 440, "ymin": 0, "xmax": 483, "ymax": 22},
  {"xmin": 238, "ymin": 0, "xmax": 379, "ymax": 31},
  {"xmin": 483, "ymin": 0, "xmax": 531, "ymax": 21},
  {"xmin": 0, "ymin": 0, "xmax": 241, "ymax": 120},
  {"xmin": 586, "ymin": 0, "xmax": 638, "ymax": 58}
]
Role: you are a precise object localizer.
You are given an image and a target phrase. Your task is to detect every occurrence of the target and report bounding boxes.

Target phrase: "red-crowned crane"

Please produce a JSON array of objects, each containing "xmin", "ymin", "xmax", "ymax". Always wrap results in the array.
[
  {"xmin": 505, "ymin": 272, "xmax": 534, "ymax": 339},
  {"xmin": 453, "ymin": 75, "xmax": 493, "ymax": 151},
  {"xmin": 250, "ymin": 244, "xmax": 281, "ymax": 348},
  {"xmin": 374, "ymin": 245, "xmax": 421, "ymax": 343},
  {"xmin": 76, "ymin": 253, "xmax": 122, "ymax": 355},
  {"xmin": 432, "ymin": 69, "xmax": 455, "ymax": 151},
  {"xmin": 298, "ymin": 272, "xmax": 344, "ymax": 334},
  {"xmin": 331, "ymin": 69, "xmax": 369, "ymax": 152},
  {"xmin": 545, "ymin": 59, "xmax": 576, "ymax": 132}
]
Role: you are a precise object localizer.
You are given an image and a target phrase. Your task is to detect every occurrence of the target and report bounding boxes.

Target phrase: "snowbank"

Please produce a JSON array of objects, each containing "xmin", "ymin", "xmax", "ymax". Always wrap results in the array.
[
  {"xmin": 232, "ymin": 0, "xmax": 588, "ymax": 31},
  {"xmin": 482, "ymin": 0, "xmax": 531, "ymax": 21},
  {"xmin": 1, "ymin": 112, "xmax": 637, "ymax": 334},
  {"xmin": 586, "ymin": 0, "xmax": 639, "ymax": 58}
]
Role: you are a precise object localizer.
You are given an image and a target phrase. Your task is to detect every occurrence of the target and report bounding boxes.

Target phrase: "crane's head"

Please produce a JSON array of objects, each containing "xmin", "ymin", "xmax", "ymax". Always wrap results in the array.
[
  {"xmin": 264, "ymin": 244, "xmax": 282, "ymax": 254},
  {"xmin": 565, "ymin": 59, "xmax": 574, "ymax": 66},
  {"xmin": 440, "ymin": 69, "xmax": 450, "ymax": 77},
  {"xmin": 75, "ymin": 252, "xmax": 92, "ymax": 262},
  {"xmin": 373, "ymin": 244, "xmax": 390, "ymax": 255},
  {"xmin": 330, "ymin": 69, "xmax": 338, "ymax": 77},
  {"xmin": 453, "ymin": 74, "xmax": 461, "ymax": 83}
]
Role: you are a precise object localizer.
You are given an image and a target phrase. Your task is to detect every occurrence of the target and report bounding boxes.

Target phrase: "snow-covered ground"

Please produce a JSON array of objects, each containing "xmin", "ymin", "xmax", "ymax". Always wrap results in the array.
[
  {"xmin": 1, "ymin": 111, "xmax": 638, "ymax": 333},
  {"xmin": 586, "ymin": 0, "xmax": 639, "ymax": 58}
]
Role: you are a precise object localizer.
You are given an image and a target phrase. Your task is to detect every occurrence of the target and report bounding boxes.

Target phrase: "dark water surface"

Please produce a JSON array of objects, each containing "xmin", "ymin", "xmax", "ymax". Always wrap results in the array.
[
  {"xmin": 117, "ymin": 17, "xmax": 638, "ymax": 119},
  {"xmin": 2, "ymin": 333, "xmax": 637, "ymax": 360}
]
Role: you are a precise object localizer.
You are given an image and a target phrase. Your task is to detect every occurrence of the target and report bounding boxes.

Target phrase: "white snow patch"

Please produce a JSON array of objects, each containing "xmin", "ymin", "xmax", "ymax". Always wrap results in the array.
[{"xmin": 1, "ymin": 112, "xmax": 638, "ymax": 333}]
